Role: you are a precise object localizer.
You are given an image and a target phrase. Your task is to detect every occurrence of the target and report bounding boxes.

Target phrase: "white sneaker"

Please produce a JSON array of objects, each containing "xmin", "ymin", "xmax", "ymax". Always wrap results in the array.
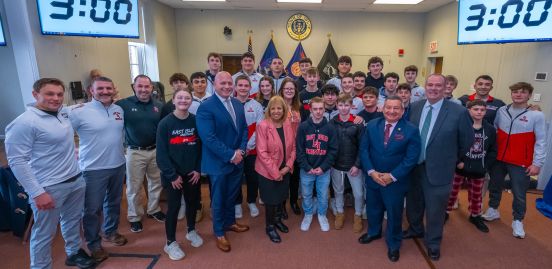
[
  {"xmin": 178, "ymin": 197, "xmax": 186, "ymax": 220},
  {"xmin": 330, "ymin": 198, "xmax": 337, "ymax": 216},
  {"xmin": 512, "ymin": 220, "xmax": 526, "ymax": 239},
  {"xmin": 482, "ymin": 207, "xmax": 500, "ymax": 221},
  {"xmin": 235, "ymin": 204, "xmax": 243, "ymax": 219},
  {"xmin": 361, "ymin": 204, "xmax": 367, "ymax": 220},
  {"xmin": 164, "ymin": 241, "xmax": 185, "ymax": 260},
  {"xmin": 318, "ymin": 214, "xmax": 330, "ymax": 232},
  {"xmin": 383, "ymin": 211, "xmax": 387, "ymax": 220},
  {"xmin": 301, "ymin": 214, "xmax": 313, "ymax": 231},
  {"xmin": 185, "ymin": 230, "xmax": 204, "ymax": 247},
  {"xmin": 177, "ymin": 206, "xmax": 186, "ymax": 220},
  {"xmin": 258, "ymin": 198, "xmax": 264, "ymax": 205},
  {"xmin": 248, "ymin": 203, "xmax": 259, "ymax": 218}
]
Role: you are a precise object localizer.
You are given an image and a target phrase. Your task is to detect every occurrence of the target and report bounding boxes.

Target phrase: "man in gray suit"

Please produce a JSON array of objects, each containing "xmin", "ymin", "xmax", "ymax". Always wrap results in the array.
[{"xmin": 403, "ymin": 74, "xmax": 474, "ymax": 261}]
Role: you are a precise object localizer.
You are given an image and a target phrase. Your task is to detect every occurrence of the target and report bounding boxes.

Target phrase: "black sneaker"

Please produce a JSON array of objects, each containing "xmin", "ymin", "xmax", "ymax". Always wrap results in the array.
[
  {"xmin": 65, "ymin": 248, "xmax": 95, "ymax": 268},
  {"xmin": 147, "ymin": 211, "xmax": 166, "ymax": 223},
  {"xmin": 130, "ymin": 221, "xmax": 143, "ymax": 233},
  {"xmin": 469, "ymin": 215, "xmax": 489, "ymax": 233}
]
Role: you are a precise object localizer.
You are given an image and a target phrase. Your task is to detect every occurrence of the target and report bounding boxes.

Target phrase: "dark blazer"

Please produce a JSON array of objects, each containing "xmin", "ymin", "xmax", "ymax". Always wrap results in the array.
[
  {"xmin": 196, "ymin": 94, "xmax": 248, "ymax": 176},
  {"xmin": 360, "ymin": 118, "xmax": 421, "ymax": 191},
  {"xmin": 409, "ymin": 99, "xmax": 474, "ymax": 185}
]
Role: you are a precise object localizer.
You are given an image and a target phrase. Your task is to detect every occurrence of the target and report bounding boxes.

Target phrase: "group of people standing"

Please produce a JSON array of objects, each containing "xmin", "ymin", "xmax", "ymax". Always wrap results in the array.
[{"xmin": 4, "ymin": 51, "xmax": 546, "ymax": 268}]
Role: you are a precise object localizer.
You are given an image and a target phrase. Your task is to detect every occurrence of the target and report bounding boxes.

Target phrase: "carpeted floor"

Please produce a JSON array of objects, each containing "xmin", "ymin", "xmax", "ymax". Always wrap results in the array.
[{"xmin": 1, "ymin": 187, "xmax": 551, "ymax": 269}]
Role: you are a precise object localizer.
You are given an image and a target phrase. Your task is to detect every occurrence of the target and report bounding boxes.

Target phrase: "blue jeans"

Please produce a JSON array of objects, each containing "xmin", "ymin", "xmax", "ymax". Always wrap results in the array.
[
  {"xmin": 300, "ymin": 169, "xmax": 330, "ymax": 215},
  {"xmin": 29, "ymin": 176, "xmax": 86, "ymax": 269},
  {"xmin": 210, "ymin": 166, "xmax": 243, "ymax": 237},
  {"xmin": 82, "ymin": 165, "xmax": 125, "ymax": 251}
]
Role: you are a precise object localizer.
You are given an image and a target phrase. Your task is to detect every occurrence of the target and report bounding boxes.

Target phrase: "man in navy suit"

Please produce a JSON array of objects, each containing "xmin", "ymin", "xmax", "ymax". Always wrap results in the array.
[
  {"xmin": 403, "ymin": 74, "xmax": 474, "ymax": 260},
  {"xmin": 358, "ymin": 96, "xmax": 421, "ymax": 262},
  {"xmin": 196, "ymin": 71, "xmax": 249, "ymax": 252}
]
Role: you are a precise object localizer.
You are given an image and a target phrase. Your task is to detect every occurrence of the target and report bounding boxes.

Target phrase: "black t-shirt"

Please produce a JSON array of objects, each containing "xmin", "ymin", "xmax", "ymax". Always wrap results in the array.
[
  {"xmin": 116, "ymin": 96, "xmax": 163, "ymax": 147},
  {"xmin": 365, "ymin": 73, "xmax": 384, "ymax": 89},
  {"xmin": 299, "ymin": 89, "xmax": 322, "ymax": 122},
  {"xmin": 357, "ymin": 109, "xmax": 383, "ymax": 127},
  {"xmin": 156, "ymin": 113, "xmax": 202, "ymax": 185}
]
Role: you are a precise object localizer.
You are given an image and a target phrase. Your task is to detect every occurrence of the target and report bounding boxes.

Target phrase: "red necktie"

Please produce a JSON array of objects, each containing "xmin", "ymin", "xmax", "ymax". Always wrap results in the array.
[{"xmin": 384, "ymin": 123, "xmax": 392, "ymax": 147}]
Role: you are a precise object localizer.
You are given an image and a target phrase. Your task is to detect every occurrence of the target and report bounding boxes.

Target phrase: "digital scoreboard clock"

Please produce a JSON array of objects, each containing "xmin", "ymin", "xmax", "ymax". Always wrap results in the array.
[
  {"xmin": 458, "ymin": 0, "xmax": 552, "ymax": 44},
  {"xmin": 37, "ymin": 0, "xmax": 139, "ymax": 38},
  {"xmin": 0, "ymin": 13, "xmax": 6, "ymax": 46}
]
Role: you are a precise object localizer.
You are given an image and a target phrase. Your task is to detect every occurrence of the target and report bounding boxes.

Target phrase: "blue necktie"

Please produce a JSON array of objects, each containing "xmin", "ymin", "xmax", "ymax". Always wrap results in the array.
[{"xmin": 419, "ymin": 105, "xmax": 433, "ymax": 163}]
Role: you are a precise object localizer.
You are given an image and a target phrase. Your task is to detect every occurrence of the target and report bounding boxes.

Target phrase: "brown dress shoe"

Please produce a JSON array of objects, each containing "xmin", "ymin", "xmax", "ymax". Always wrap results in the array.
[
  {"xmin": 103, "ymin": 233, "xmax": 128, "ymax": 246},
  {"xmin": 216, "ymin": 236, "xmax": 231, "ymax": 252},
  {"xmin": 91, "ymin": 248, "xmax": 109, "ymax": 263},
  {"xmin": 228, "ymin": 223, "xmax": 250, "ymax": 233}
]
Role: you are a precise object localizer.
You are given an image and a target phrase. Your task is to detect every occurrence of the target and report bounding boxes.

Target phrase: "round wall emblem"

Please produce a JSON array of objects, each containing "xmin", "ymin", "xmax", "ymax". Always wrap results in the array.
[{"xmin": 286, "ymin": 13, "xmax": 312, "ymax": 41}]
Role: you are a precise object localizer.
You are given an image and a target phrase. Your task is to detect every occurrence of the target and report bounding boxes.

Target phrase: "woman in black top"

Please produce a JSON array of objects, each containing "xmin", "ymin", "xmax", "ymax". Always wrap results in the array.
[
  {"xmin": 156, "ymin": 89, "xmax": 203, "ymax": 260},
  {"xmin": 256, "ymin": 76, "xmax": 276, "ymax": 111}
]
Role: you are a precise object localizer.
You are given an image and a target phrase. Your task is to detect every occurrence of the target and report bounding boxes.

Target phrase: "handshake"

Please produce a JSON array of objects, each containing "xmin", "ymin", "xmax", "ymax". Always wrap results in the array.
[{"xmin": 370, "ymin": 171, "xmax": 394, "ymax": 187}]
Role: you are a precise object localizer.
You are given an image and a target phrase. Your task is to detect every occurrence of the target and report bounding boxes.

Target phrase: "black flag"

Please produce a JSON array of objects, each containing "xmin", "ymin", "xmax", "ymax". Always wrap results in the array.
[{"xmin": 317, "ymin": 40, "xmax": 338, "ymax": 82}]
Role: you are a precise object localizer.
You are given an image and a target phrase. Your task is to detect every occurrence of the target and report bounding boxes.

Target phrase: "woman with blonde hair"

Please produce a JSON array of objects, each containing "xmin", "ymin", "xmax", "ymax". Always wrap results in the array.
[{"xmin": 255, "ymin": 96, "xmax": 296, "ymax": 243}]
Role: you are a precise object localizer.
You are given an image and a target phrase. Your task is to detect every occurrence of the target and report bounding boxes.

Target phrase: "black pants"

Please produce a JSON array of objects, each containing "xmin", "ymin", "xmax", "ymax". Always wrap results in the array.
[
  {"xmin": 265, "ymin": 204, "xmax": 284, "ymax": 227},
  {"xmin": 289, "ymin": 164, "xmax": 300, "ymax": 204},
  {"xmin": 165, "ymin": 174, "xmax": 201, "ymax": 242},
  {"xmin": 235, "ymin": 155, "xmax": 259, "ymax": 204}
]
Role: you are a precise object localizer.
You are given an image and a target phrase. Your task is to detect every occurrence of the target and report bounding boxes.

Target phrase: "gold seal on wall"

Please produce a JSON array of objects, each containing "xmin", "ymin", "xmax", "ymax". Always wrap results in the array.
[{"xmin": 286, "ymin": 13, "xmax": 312, "ymax": 41}]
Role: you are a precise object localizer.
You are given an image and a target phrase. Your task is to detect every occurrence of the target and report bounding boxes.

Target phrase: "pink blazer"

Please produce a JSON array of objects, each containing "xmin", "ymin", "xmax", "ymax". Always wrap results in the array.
[{"xmin": 255, "ymin": 119, "xmax": 297, "ymax": 181}]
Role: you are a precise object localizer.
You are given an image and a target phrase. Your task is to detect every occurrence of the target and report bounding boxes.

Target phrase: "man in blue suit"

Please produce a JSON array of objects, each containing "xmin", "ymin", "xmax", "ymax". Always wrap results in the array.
[
  {"xmin": 196, "ymin": 71, "xmax": 249, "ymax": 252},
  {"xmin": 358, "ymin": 96, "xmax": 421, "ymax": 262},
  {"xmin": 403, "ymin": 74, "xmax": 474, "ymax": 261}
]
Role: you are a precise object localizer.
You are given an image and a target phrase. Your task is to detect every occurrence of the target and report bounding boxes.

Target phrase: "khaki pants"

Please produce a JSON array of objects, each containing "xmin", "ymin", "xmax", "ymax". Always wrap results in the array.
[{"xmin": 125, "ymin": 148, "xmax": 162, "ymax": 222}]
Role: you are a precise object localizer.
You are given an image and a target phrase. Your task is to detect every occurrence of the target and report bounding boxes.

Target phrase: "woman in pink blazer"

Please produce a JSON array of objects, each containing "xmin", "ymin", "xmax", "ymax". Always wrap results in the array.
[{"xmin": 255, "ymin": 96, "xmax": 296, "ymax": 243}]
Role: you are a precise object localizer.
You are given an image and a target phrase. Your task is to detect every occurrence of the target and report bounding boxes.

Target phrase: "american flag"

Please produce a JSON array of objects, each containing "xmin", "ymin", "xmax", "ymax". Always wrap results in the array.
[{"xmin": 248, "ymin": 35, "xmax": 252, "ymax": 53}]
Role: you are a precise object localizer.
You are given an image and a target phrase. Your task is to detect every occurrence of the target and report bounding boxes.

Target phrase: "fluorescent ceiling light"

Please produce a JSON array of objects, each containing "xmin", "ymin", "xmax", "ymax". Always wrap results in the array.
[
  {"xmin": 373, "ymin": 0, "xmax": 424, "ymax": 4},
  {"xmin": 182, "ymin": 0, "xmax": 226, "ymax": 2},
  {"xmin": 277, "ymin": 0, "xmax": 323, "ymax": 3}
]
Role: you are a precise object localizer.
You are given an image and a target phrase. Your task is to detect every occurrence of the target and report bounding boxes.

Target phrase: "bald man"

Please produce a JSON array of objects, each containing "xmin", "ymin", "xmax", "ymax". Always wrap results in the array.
[
  {"xmin": 403, "ymin": 74, "xmax": 474, "ymax": 261},
  {"xmin": 196, "ymin": 72, "xmax": 250, "ymax": 252}
]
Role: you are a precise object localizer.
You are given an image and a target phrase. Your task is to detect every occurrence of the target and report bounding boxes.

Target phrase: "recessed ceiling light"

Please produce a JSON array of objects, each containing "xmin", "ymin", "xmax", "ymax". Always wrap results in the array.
[
  {"xmin": 182, "ymin": 0, "xmax": 226, "ymax": 2},
  {"xmin": 277, "ymin": 0, "xmax": 323, "ymax": 3},
  {"xmin": 373, "ymin": 0, "xmax": 424, "ymax": 4}
]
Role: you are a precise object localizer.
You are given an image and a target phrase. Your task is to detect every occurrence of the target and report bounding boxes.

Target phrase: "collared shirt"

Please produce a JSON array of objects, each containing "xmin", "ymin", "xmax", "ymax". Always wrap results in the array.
[
  {"xmin": 213, "ymin": 92, "xmax": 242, "ymax": 162},
  {"xmin": 419, "ymin": 98, "xmax": 444, "ymax": 147},
  {"xmin": 367, "ymin": 120, "xmax": 399, "ymax": 182},
  {"xmin": 115, "ymin": 95, "xmax": 163, "ymax": 147},
  {"xmin": 189, "ymin": 92, "xmax": 212, "ymax": 115},
  {"xmin": 5, "ymin": 106, "xmax": 80, "ymax": 198},
  {"xmin": 69, "ymin": 98, "xmax": 126, "ymax": 171}
]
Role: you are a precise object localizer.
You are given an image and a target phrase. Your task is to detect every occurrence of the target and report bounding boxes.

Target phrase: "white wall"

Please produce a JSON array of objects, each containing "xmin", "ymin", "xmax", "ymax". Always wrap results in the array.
[
  {"xmin": 175, "ymin": 9, "xmax": 426, "ymax": 82},
  {"xmin": 149, "ymin": 0, "xmax": 179, "ymax": 89},
  {"xmin": 421, "ymin": 2, "xmax": 552, "ymax": 118},
  {"xmin": 0, "ymin": 0, "xmax": 24, "ymax": 135}
]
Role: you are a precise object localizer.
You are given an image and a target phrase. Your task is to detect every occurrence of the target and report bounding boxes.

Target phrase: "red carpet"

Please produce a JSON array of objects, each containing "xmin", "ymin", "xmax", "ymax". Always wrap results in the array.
[{"xmin": 1, "ymin": 188, "xmax": 551, "ymax": 269}]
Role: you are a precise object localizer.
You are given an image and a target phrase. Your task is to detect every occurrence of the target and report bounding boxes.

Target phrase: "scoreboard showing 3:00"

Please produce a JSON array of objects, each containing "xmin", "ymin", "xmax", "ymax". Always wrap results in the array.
[
  {"xmin": 458, "ymin": 0, "xmax": 552, "ymax": 44},
  {"xmin": 37, "ymin": 0, "xmax": 139, "ymax": 38}
]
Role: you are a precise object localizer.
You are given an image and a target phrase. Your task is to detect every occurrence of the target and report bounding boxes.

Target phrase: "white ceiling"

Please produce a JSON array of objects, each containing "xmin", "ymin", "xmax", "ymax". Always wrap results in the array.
[{"xmin": 158, "ymin": 0, "xmax": 456, "ymax": 13}]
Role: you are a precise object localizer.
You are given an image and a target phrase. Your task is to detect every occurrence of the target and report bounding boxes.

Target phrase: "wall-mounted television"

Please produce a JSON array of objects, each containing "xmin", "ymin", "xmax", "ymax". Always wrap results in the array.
[
  {"xmin": 36, "ymin": 0, "xmax": 139, "ymax": 38},
  {"xmin": 458, "ymin": 0, "xmax": 552, "ymax": 44},
  {"xmin": 0, "ymin": 13, "xmax": 6, "ymax": 46}
]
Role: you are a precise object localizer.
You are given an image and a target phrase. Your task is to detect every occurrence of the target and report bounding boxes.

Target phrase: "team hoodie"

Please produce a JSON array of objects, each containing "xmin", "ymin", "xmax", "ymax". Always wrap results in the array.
[
  {"xmin": 296, "ymin": 117, "xmax": 338, "ymax": 172},
  {"xmin": 494, "ymin": 104, "xmax": 546, "ymax": 168}
]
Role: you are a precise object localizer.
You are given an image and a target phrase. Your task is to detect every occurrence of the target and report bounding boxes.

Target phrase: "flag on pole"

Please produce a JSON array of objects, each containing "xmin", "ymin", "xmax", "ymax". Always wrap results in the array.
[
  {"xmin": 248, "ymin": 35, "xmax": 253, "ymax": 53},
  {"xmin": 317, "ymin": 40, "xmax": 338, "ymax": 81},
  {"xmin": 285, "ymin": 42, "xmax": 307, "ymax": 79},
  {"xmin": 257, "ymin": 38, "xmax": 280, "ymax": 75}
]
